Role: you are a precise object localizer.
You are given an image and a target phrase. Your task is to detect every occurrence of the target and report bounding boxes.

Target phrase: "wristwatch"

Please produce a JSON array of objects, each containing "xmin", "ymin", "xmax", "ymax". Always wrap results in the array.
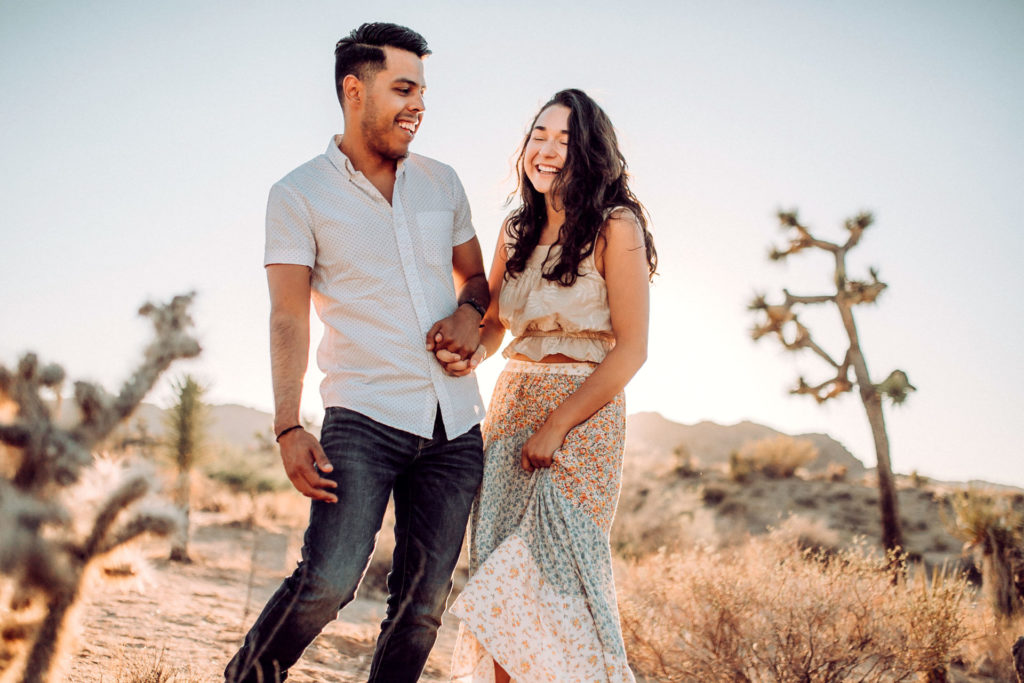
[{"xmin": 460, "ymin": 300, "xmax": 487, "ymax": 319}]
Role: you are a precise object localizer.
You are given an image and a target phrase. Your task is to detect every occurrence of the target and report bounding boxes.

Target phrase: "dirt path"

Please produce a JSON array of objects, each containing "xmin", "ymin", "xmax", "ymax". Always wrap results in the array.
[{"xmin": 68, "ymin": 515, "xmax": 459, "ymax": 682}]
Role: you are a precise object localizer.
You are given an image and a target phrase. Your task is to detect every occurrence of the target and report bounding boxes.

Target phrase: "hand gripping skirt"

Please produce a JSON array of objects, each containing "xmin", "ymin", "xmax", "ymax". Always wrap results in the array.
[{"xmin": 449, "ymin": 360, "xmax": 635, "ymax": 682}]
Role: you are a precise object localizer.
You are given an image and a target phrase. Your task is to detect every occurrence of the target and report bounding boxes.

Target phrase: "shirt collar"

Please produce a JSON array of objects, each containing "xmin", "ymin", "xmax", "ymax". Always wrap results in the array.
[{"xmin": 327, "ymin": 134, "xmax": 407, "ymax": 179}]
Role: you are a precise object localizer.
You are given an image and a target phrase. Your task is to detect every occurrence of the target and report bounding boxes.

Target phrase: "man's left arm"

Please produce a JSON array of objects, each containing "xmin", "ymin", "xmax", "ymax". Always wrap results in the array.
[{"xmin": 425, "ymin": 236, "xmax": 489, "ymax": 361}]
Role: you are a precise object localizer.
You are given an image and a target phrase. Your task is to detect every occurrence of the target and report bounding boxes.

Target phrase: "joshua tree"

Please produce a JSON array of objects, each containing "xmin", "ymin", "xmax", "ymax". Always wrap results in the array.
[
  {"xmin": 0, "ymin": 293, "xmax": 200, "ymax": 682},
  {"xmin": 946, "ymin": 489, "xmax": 1024, "ymax": 619},
  {"xmin": 166, "ymin": 374, "xmax": 207, "ymax": 562},
  {"xmin": 749, "ymin": 210, "xmax": 913, "ymax": 552}
]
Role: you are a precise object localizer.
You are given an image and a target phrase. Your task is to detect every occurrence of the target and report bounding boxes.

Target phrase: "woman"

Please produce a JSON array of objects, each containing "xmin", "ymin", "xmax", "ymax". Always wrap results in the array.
[{"xmin": 442, "ymin": 89, "xmax": 656, "ymax": 682}]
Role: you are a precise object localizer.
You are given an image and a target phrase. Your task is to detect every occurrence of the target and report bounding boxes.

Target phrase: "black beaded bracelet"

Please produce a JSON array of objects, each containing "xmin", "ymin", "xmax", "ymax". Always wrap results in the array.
[{"xmin": 275, "ymin": 425, "xmax": 304, "ymax": 442}]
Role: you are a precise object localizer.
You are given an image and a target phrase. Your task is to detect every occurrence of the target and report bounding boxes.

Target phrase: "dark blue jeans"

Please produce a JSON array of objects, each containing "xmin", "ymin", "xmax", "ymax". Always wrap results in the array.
[{"xmin": 225, "ymin": 407, "xmax": 483, "ymax": 682}]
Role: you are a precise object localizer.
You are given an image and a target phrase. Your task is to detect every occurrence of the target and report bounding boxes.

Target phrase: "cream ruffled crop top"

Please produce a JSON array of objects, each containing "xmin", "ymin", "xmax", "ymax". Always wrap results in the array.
[{"xmin": 498, "ymin": 242, "xmax": 614, "ymax": 363}]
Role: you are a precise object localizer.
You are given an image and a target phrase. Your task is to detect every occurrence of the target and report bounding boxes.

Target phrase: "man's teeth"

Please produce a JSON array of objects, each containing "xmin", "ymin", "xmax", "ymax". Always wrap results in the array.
[
  {"xmin": 538, "ymin": 165, "xmax": 560, "ymax": 173},
  {"xmin": 398, "ymin": 121, "xmax": 416, "ymax": 133}
]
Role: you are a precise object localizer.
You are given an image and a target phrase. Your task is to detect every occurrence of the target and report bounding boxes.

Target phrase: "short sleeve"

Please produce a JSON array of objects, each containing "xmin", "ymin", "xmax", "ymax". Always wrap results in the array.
[
  {"xmin": 450, "ymin": 170, "xmax": 476, "ymax": 247},
  {"xmin": 264, "ymin": 182, "xmax": 315, "ymax": 268}
]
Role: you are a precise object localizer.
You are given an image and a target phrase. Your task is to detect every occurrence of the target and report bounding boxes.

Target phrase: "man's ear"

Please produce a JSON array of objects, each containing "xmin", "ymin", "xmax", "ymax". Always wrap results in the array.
[{"xmin": 342, "ymin": 74, "xmax": 363, "ymax": 109}]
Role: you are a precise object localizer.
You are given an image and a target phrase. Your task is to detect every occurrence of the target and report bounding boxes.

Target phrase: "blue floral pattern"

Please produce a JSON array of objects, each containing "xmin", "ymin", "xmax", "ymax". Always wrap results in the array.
[{"xmin": 450, "ymin": 361, "xmax": 634, "ymax": 682}]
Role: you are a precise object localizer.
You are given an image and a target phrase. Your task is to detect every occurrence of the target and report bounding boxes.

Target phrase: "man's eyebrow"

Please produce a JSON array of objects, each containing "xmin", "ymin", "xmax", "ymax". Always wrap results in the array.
[
  {"xmin": 393, "ymin": 77, "xmax": 425, "ymax": 89},
  {"xmin": 533, "ymin": 125, "xmax": 569, "ymax": 134}
]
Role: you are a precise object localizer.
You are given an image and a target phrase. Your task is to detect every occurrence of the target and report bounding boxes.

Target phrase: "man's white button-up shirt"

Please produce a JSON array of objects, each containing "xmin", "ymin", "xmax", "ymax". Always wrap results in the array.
[{"xmin": 264, "ymin": 136, "xmax": 485, "ymax": 439}]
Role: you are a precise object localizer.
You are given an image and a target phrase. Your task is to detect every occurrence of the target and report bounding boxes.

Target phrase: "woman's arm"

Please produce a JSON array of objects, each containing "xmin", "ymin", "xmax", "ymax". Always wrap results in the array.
[
  {"xmin": 437, "ymin": 222, "xmax": 511, "ymax": 375},
  {"xmin": 519, "ymin": 214, "xmax": 650, "ymax": 471}
]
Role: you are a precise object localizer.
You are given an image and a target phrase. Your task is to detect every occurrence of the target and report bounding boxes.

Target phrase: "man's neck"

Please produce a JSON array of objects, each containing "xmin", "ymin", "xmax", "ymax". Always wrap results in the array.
[
  {"xmin": 338, "ymin": 134, "xmax": 398, "ymax": 178},
  {"xmin": 338, "ymin": 134, "xmax": 400, "ymax": 204}
]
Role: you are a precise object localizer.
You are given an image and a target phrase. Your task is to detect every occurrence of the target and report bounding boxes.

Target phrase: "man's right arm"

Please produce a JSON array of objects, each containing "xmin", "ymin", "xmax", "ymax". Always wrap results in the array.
[{"xmin": 267, "ymin": 264, "xmax": 337, "ymax": 503}]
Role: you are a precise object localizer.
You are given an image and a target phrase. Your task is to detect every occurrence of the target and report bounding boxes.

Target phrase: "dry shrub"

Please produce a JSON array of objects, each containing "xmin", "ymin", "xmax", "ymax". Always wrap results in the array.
[
  {"xmin": 776, "ymin": 514, "xmax": 841, "ymax": 554},
  {"xmin": 110, "ymin": 646, "xmax": 205, "ymax": 682},
  {"xmin": 191, "ymin": 469, "xmax": 308, "ymax": 531},
  {"xmin": 824, "ymin": 462, "xmax": 848, "ymax": 482},
  {"xmin": 730, "ymin": 435, "xmax": 818, "ymax": 481},
  {"xmin": 672, "ymin": 445, "xmax": 702, "ymax": 479},
  {"xmin": 700, "ymin": 483, "xmax": 729, "ymax": 506},
  {"xmin": 955, "ymin": 609, "xmax": 1024, "ymax": 680},
  {"xmin": 618, "ymin": 526, "xmax": 971, "ymax": 681},
  {"xmin": 251, "ymin": 489, "xmax": 309, "ymax": 529}
]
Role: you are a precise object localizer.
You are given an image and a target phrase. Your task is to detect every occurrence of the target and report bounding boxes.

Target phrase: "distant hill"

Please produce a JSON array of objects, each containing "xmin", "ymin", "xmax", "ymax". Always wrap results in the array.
[
  {"xmin": 129, "ymin": 403, "xmax": 278, "ymax": 449},
  {"xmin": 54, "ymin": 402, "xmax": 279, "ymax": 452},
  {"xmin": 83, "ymin": 403, "xmax": 865, "ymax": 474},
  {"xmin": 625, "ymin": 411, "xmax": 866, "ymax": 476}
]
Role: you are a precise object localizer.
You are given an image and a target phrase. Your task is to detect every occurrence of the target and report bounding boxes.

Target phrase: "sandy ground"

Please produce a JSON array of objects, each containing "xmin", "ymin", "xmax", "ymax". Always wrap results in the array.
[{"xmin": 67, "ymin": 513, "xmax": 459, "ymax": 682}]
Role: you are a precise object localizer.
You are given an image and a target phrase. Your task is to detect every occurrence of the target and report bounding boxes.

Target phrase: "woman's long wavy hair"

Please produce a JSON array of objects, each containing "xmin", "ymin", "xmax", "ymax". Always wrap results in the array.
[{"xmin": 504, "ymin": 89, "xmax": 657, "ymax": 285}]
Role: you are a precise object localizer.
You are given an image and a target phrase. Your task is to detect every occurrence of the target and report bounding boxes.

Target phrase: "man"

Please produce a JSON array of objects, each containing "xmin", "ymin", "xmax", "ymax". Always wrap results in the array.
[{"xmin": 226, "ymin": 23, "xmax": 488, "ymax": 682}]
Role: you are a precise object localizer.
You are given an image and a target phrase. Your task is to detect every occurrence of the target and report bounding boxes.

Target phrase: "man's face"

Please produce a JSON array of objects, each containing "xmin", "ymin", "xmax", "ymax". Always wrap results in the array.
[{"xmin": 361, "ymin": 46, "xmax": 426, "ymax": 161}]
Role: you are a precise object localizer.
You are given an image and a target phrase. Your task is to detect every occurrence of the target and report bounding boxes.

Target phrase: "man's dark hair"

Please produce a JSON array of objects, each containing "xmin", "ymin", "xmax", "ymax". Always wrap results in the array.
[{"xmin": 334, "ymin": 23, "xmax": 430, "ymax": 106}]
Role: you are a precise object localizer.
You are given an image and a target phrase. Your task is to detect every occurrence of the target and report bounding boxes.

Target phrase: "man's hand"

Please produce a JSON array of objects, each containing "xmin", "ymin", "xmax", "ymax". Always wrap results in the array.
[
  {"xmin": 425, "ymin": 304, "xmax": 482, "ymax": 359},
  {"xmin": 278, "ymin": 428, "xmax": 338, "ymax": 502}
]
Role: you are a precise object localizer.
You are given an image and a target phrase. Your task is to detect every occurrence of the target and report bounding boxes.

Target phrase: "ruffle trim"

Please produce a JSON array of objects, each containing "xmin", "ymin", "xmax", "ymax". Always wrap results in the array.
[{"xmin": 502, "ymin": 335, "xmax": 611, "ymax": 362}]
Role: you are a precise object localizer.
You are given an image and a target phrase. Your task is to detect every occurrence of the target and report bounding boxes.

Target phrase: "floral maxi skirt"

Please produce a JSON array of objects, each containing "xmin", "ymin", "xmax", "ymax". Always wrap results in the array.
[{"xmin": 449, "ymin": 360, "xmax": 635, "ymax": 682}]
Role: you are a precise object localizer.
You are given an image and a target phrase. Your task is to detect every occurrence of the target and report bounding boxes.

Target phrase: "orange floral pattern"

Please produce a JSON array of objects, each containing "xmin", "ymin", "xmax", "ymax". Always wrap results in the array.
[{"xmin": 449, "ymin": 361, "xmax": 634, "ymax": 682}]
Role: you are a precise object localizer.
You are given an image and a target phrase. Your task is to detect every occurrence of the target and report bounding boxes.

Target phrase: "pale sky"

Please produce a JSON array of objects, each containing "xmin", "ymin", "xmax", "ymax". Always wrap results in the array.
[{"xmin": 2, "ymin": 1, "xmax": 1022, "ymax": 486}]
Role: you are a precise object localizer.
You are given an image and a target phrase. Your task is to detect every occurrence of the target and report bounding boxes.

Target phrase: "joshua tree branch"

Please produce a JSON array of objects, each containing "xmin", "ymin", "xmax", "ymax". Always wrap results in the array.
[
  {"xmin": 783, "ymin": 290, "xmax": 836, "ymax": 306},
  {"xmin": 790, "ymin": 351, "xmax": 854, "ymax": 403},
  {"xmin": 802, "ymin": 336, "xmax": 842, "ymax": 369},
  {"xmin": 842, "ymin": 212, "xmax": 874, "ymax": 250},
  {"xmin": 752, "ymin": 301, "xmax": 842, "ymax": 369},
  {"xmin": 775, "ymin": 210, "xmax": 841, "ymax": 255}
]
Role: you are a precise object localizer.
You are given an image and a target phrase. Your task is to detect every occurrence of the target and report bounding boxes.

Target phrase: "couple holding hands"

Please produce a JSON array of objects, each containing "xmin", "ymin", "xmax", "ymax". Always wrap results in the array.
[{"xmin": 226, "ymin": 21, "xmax": 656, "ymax": 683}]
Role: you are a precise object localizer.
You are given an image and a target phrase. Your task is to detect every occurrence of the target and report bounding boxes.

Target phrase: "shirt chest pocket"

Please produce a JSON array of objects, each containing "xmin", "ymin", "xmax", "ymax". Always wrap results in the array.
[{"xmin": 414, "ymin": 210, "xmax": 454, "ymax": 271}]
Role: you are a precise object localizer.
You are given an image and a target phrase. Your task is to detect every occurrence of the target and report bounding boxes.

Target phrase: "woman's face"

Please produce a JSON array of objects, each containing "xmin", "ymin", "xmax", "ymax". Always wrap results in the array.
[{"xmin": 523, "ymin": 104, "xmax": 570, "ymax": 196}]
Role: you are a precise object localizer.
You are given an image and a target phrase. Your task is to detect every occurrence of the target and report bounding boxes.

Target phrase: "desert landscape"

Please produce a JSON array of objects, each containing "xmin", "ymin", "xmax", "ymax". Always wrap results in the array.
[
  {"xmin": 2, "ymin": 299, "xmax": 1023, "ymax": 682},
  {"xmin": 1, "ymin": 401, "xmax": 1017, "ymax": 682}
]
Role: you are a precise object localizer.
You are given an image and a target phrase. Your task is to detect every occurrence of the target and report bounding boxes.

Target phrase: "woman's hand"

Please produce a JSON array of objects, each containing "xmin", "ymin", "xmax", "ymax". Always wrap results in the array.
[
  {"xmin": 520, "ymin": 422, "xmax": 569, "ymax": 472},
  {"xmin": 435, "ymin": 344, "xmax": 486, "ymax": 377}
]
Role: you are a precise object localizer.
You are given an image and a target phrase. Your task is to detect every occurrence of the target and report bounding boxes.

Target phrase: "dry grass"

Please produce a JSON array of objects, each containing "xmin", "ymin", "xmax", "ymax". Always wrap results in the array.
[
  {"xmin": 956, "ymin": 610, "xmax": 1024, "ymax": 680},
  {"xmin": 192, "ymin": 472, "xmax": 309, "ymax": 531},
  {"xmin": 730, "ymin": 435, "xmax": 819, "ymax": 481},
  {"xmin": 107, "ymin": 646, "xmax": 205, "ymax": 682},
  {"xmin": 618, "ymin": 524, "xmax": 972, "ymax": 682}
]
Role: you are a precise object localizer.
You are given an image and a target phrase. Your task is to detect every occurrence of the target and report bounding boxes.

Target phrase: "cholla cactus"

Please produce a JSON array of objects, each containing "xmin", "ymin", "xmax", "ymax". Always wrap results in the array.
[
  {"xmin": 750, "ymin": 210, "xmax": 911, "ymax": 552},
  {"xmin": 0, "ymin": 293, "xmax": 200, "ymax": 682}
]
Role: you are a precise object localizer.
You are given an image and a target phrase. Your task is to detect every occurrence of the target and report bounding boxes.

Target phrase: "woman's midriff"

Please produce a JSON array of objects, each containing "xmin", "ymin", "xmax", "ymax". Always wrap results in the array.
[{"xmin": 510, "ymin": 352, "xmax": 597, "ymax": 365}]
